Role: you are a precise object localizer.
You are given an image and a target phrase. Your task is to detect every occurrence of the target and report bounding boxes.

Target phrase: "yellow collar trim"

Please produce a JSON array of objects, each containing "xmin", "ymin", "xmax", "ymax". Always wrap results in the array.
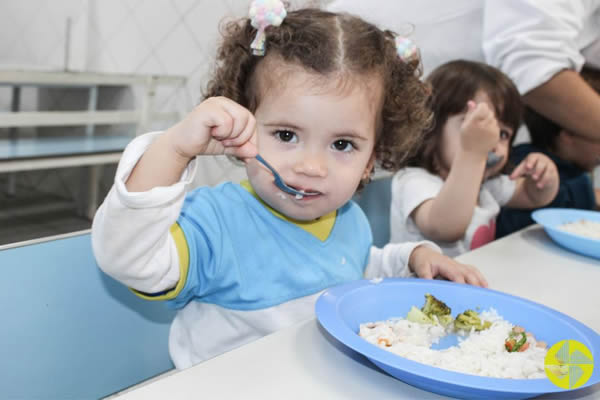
[{"xmin": 240, "ymin": 180, "xmax": 336, "ymax": 241}]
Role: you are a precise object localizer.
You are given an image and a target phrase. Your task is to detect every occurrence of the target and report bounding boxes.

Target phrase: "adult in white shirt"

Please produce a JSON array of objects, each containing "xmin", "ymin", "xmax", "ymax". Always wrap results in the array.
[{"xmin": 483, "ymin": 0, "xmax": 600, "ymax": 142}]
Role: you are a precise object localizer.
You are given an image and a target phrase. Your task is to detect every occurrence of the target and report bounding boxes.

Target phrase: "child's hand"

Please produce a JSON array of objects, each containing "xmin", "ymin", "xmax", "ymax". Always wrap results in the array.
[
  {"xmin": 595, "ymin": 188, "xmax": 600, "ymax": 210},
  {"xmin": 510, "ymin": 152, "xmax": 559, "ymax": 192},
  {"xmin": 460, "ymin": 101, "xmax": 499, "ymax": 156},
  {"xmin": 409, "ymin": 245, "xmax": 488, "ymax": 288},
  {"xmin": 504, "ymin": 153, "xmax": 560, "ymax": 209},
  {"xmin": 167, "ymin": 96, "xmax": 258, "ymax": 161}
]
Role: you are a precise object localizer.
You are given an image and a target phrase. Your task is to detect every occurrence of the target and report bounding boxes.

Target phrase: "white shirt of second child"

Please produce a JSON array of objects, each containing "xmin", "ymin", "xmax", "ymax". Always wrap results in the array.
[{"xmin": 390, "ymin": 167, "xmax": 516, "ymax": 258}]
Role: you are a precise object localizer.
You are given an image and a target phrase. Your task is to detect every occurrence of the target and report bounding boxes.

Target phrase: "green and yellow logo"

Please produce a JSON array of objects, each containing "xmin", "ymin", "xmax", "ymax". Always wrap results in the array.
[{"xmin": 545, "ymin": 340, "xmax": 594, "ymax": 389}]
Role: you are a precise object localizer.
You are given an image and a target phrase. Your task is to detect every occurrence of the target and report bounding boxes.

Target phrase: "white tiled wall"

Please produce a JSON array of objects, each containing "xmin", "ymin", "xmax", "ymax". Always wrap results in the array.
[
  {"xmin": 0, "ymin": 0, "xmax": 84, "ymax": 70},
  {"xmin": 83, "ymin": 0, "xmax": 260, "ymax": 185}
]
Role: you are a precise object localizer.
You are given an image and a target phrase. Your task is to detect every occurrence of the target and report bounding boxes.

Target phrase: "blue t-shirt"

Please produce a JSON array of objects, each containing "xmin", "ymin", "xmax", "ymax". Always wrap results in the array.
[{"xmin": 170, "ymin": 182, "xmax": 372, "ymax": 311}]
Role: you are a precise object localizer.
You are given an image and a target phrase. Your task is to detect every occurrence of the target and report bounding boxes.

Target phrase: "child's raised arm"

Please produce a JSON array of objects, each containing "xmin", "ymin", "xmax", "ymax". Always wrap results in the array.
[
  {"xmin": 92, "ymin": 97, "xmax": 257, "ymax": 294},
  {"xmin": 412, "ymin": 102, "xmax": 499, "ymax": 242},
  {"xmin": 126, "ymin": 97, "xmax": 257, "ymax": 192}
]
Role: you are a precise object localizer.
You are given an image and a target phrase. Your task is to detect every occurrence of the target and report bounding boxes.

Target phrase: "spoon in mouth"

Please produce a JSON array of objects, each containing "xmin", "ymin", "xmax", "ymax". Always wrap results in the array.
[
  {"xmin": 486, "ymin": 151, "xmax": 503, "ymax": 169},
  {"xmin": 255, "ymin": 154, "xmax": 320, "ymax": 198}
]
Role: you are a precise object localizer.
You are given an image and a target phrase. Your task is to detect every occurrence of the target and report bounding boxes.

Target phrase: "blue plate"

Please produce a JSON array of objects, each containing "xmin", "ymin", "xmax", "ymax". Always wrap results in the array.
[
  {"xmin": 315, "ymin": 278, "xmax": 600, "ymax": 399},
  {"xmin": 532, "ymin": 208, "xmax": 600, "ymax": 259}
]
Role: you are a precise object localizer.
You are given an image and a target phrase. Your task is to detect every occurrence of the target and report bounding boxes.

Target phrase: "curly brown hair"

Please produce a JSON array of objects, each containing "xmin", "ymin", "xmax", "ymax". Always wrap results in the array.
[
  {"xmin": 203, "ymin": 8, "xmax": 431, "ymax": 184},
  {"xmin": 408, "ymin": 60, "xmax": 523, "ymax": 175}
]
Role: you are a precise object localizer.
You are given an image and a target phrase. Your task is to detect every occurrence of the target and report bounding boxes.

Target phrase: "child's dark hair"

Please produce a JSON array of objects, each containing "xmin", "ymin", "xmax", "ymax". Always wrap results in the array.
[
  {"xmin": 203, "ymin": 8, "xmax": 432, "ymax": 184},
  {"xmin": 525, "ymin": 67, "xmax": 600, "ymax": 152},
  {"xmin": 408, "ymin": 60, "xmax": 523, "ymax": 174}
]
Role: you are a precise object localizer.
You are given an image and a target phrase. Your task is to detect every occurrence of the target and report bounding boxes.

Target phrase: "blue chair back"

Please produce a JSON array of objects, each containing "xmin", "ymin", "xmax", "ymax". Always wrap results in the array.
[
  {"xmin": 354, "ymin": 176, "xmax": 392, "ymax": 248},
  {"xmin": 0, "ymin": 232, "xmax": 175, "ymax": 399}
]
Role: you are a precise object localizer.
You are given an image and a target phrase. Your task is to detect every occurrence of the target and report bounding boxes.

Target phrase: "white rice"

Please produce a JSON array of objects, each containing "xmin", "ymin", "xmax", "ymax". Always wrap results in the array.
[
  {"xmin": 559, "ymin": 219, "xmax": 600, "ymax": 239},
  {"xmin": 359, "ymin": 309, "xmax": 547, "ymax": 379}
]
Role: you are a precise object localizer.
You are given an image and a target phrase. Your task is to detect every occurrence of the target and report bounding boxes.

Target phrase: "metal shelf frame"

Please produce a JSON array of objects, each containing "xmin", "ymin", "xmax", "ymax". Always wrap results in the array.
[{"xmin": 0, "ymin": 69, "xmax": 187, "ymax": 219}]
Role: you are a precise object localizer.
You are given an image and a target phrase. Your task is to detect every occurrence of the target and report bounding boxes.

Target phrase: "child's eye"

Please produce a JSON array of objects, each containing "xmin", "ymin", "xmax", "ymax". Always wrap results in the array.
[
  {"xmin": 500, "ymin": 129, "xmax": 511, "ymax": 140},
  {"xmin": 275, "ymin": 130, "xmax": 297, "ymax": 143},
  {"xmin": 332, "ymin": 139, "xmax": 355, "ymax": 152}
]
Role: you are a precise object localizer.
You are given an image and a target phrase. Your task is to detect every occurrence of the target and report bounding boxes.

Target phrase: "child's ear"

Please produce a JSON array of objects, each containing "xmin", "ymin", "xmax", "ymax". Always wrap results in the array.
[{"xmin": 362, "ymin": 152, "xmax": 376, "ymax": 180}]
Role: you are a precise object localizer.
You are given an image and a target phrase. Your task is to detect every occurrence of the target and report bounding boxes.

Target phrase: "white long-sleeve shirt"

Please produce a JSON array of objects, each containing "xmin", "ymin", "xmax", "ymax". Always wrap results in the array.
[{"xmin": 92, "ymin": 132, "xmax": 439, "ymax": 369}]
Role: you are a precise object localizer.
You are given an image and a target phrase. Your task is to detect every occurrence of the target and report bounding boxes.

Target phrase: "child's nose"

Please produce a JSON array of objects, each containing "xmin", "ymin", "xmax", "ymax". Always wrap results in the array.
[{"xmin": 292, "ymin": 153, "xmax": 328, "ymax": 177}]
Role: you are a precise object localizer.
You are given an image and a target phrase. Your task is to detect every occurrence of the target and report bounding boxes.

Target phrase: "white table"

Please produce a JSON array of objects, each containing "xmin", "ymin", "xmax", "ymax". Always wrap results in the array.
[{"xmin": 111, "ymin": 225, "xmax": 600, "ymax": 399}]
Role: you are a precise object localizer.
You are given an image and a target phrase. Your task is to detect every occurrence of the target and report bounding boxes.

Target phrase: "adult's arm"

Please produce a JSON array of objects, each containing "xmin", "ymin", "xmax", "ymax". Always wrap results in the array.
[{"xmin": 522, "ymin": 70, "xmax": 600, "ymax": 142}]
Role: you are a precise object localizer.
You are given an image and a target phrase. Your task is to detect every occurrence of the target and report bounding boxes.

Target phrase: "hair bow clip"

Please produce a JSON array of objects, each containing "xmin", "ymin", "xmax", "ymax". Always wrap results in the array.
[
  {"xmin": 395, "ymin": 36, "xmax": 419, "ymax": 64},
  {"xmin": 249, "ymin": 0, "xmax": 287, "ymax": 56}
]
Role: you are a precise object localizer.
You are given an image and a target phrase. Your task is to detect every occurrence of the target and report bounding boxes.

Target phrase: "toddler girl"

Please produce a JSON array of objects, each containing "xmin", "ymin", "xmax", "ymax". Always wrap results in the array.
[
  {"xmin": 390, "ymin": 60, "xmax": 559, "ymax": 257},
  {"xmin": 92, "ymin": 5, "xmax": 487, "ymax": 370}
]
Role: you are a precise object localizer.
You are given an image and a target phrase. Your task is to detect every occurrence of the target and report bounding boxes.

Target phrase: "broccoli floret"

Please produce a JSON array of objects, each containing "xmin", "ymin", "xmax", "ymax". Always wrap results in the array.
[
  {"xmin": 435, "ymin": 314, "xmax": 454, "ymax": 327},
  {"xmin": 454, "ymin": 310, "xmax": 492, "ymax": 332},
  {"xmin": 406, "ymin": 306, "xmax": 434, "ymax": 324},
  {"xmin": 422, "ymin": 293, "xmax": 451, "ymax": 316},
  {"xmin": 420, "ymin": 294, "xmax": 453, "ymax": 327}
]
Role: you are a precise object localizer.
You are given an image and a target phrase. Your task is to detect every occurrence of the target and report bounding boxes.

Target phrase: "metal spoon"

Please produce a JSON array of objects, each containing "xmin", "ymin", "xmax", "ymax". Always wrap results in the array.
[
  {"xmin": 255, "ymin": 154, "xmax": 319, "ymax": 198},
  {"xmin": 486, "ymin": 151, "xmax": 503, "ymax": 168}
]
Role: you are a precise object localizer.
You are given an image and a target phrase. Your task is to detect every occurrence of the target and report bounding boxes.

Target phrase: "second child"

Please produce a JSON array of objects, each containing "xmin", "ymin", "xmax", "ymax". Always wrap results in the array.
[{"xmin": 390, "ymin": 60, "xmax": 560, "ymax": 257}]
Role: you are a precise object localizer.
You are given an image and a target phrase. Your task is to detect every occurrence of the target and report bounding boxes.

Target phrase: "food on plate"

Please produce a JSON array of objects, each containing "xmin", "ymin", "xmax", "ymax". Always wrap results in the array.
[
  {"xmin": 505, "ymin": 326, "xmax": 547, "ymax": 353},
  {"xmin": 422, "ymin": 293, "xmax": 454, "ymax": 327},
  {"xmin": 454, "ymin": 309, "xmax": 492, "ymax": 332},
  {"xmin": 406, "ymin": 293, "xmax": 490, "ymax": 332},
  {"xmin": 406, "ymin": 293, "xmax": 453, "ymax": 327},
  {"xmin": 359, "ymin": 295, "xmax": 549, "ymax": 379},
  {"xmin": 559, "ymin": 219, "xmax": 600, "ymax": 239},
  {"xmin": 505, "ymin": 326, "xmax": 528, "ymax": 352}
]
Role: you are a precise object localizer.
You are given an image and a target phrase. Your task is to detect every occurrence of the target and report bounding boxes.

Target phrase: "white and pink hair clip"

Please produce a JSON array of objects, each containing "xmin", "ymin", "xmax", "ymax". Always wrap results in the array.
[
  {"xmin": 395, "ymin": 36, "xmax": 419, "ymax": 64},
  {"xmin": 249, "ymin": 0, "xmax": 287, "ymax": 56}
]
